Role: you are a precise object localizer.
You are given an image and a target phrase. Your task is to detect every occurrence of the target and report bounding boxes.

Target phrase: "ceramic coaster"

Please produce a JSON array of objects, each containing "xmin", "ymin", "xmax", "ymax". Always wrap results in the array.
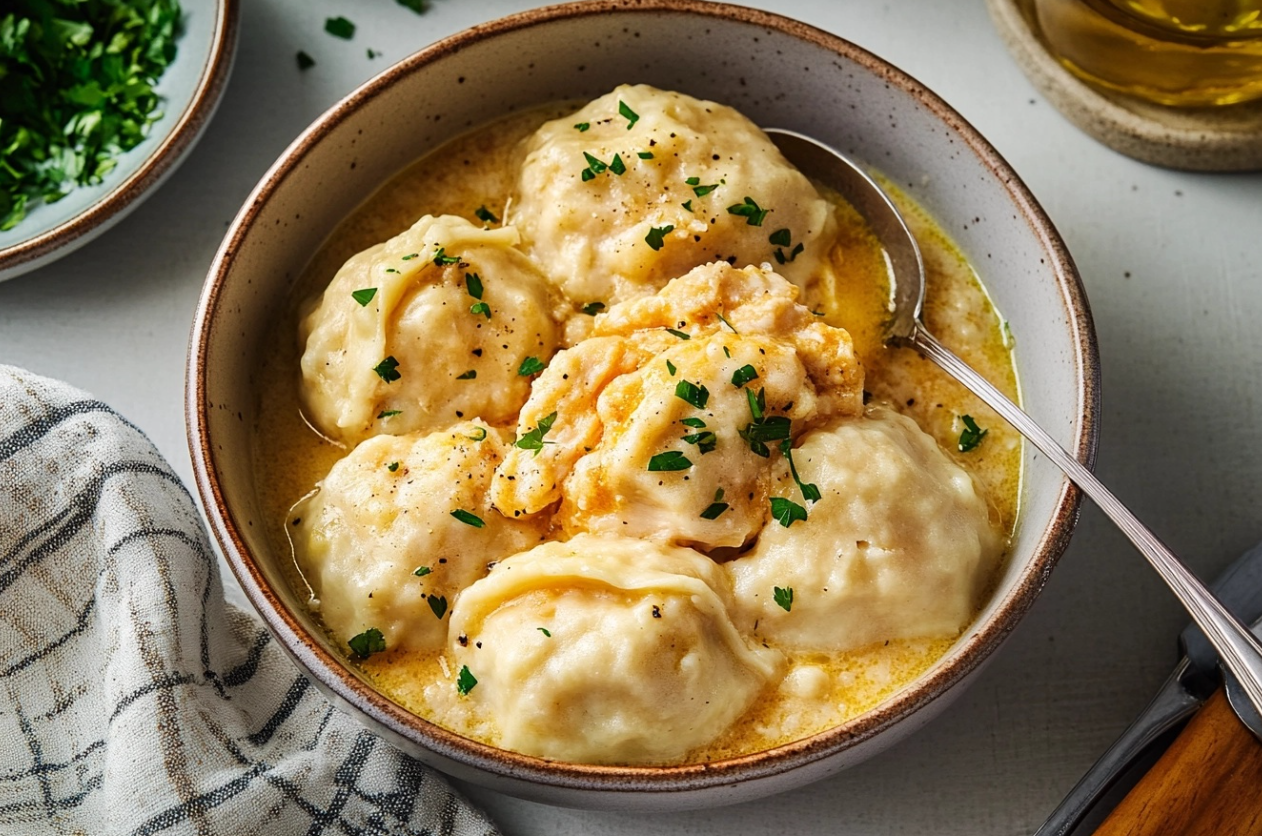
[{"xmin": 986, "ymin": 0, "xmax": 1262, "ymax": 172}]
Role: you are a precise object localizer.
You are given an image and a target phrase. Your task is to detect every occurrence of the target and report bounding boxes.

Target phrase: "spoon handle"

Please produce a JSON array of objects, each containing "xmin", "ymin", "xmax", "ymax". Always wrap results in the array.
[{"xmin": 910, "ymin": 327, "xmax": 1262, "ymax": 731}]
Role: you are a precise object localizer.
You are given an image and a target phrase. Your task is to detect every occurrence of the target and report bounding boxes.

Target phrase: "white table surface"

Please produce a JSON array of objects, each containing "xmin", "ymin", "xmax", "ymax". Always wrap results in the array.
[{"xmin": 3, "ymin": 0, "xmax": 1261, "ymax": 833}]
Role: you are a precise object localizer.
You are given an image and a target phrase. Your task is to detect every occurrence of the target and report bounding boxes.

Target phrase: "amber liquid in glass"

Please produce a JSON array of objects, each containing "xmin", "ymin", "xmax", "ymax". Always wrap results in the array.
[{"xmin": 1025, "ymin": 0, "xmax": 1262, "ymax": 105}]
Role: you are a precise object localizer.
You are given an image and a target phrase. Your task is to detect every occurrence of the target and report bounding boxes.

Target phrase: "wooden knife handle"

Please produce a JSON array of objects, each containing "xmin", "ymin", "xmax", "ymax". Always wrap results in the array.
[{"xmin": 1094, "ymin": 688, "xmax": 1262, "ymax": 836}]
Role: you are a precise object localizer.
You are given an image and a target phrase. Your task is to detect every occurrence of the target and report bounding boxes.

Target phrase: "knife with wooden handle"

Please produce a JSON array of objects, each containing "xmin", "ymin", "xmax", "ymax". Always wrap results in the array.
[{"xmin": 1093, "ymin": 688, "xmax": 1262, "ymax": 836}]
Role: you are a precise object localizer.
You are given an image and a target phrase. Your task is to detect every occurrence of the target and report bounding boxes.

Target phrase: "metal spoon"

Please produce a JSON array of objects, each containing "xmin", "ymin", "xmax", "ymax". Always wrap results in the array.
[{"xmin": 766, "ymin": 127, "xmax": 1262, "ymax": 727}]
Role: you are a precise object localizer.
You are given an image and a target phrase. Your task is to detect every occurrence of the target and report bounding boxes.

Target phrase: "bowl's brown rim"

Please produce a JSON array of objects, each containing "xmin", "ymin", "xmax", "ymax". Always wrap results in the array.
[
  {"xmin": 189, "ymin": 0, "xmax": 1100, "ymax": 794},
  {"xmin": 0, "ymin": 0, "xmax": 241, "ymax": 275}
]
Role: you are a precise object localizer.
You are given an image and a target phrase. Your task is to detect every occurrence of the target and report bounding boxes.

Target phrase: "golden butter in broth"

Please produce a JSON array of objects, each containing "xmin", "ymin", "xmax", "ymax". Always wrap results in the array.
[{"xmin": 252, "ymin": 104, "xmax": 1022, "ymax": 764}]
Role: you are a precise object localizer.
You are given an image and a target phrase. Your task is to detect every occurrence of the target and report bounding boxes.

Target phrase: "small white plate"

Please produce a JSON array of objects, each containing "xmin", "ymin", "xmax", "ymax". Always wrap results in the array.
[{"xmin": 0, "ymin": 0, "xmax": 240, "ymax": 282}]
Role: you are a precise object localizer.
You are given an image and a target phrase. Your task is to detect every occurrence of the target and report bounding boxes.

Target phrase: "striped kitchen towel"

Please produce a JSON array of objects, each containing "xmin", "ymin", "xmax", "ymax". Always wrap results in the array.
[{"xmin": 0, "ymin": 366, "xmax": 500, "ymax": 836}]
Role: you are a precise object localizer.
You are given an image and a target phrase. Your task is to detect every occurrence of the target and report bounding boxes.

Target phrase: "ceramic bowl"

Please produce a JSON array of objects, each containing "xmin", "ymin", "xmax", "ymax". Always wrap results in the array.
[
  {"xmin": 0, "ymin": 0, "xmax": 240, "ymax": 282},
  {"xmin": 188, "ymin": 0, "xmax": 1098, "ymax": 811}
]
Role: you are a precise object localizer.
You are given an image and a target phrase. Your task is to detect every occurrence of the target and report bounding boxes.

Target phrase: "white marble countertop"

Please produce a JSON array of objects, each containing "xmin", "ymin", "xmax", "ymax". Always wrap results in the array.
[{"xmin": 3, "ymin": 0, "xmax": 1261, "ymax": 833}]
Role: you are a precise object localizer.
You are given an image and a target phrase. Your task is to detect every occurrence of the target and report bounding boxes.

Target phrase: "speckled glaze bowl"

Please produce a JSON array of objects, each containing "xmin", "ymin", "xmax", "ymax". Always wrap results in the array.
[{"xmin": 188, "ymin": 0, "xmax": 1099, "ymax": 811}]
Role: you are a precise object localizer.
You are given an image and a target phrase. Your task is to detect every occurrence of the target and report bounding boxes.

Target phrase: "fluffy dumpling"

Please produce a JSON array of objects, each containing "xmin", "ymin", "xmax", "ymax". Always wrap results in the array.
[
  {"xmin": 725, "ymin": 407, "xmax": 1004, "ymax": 652},
  {"xmin": 299, "ymin": 215, "xmax": 560, "ymax": 444},
  {"xmin": 447, "ymin": 534, "xmax": 782, "ymax": 764},
  {"xmin": 294, "ymin": 422, "xmax": 549, "ymax": 654},
  {"xmin": 513, "ymin": 84, "xmax": 837, "ymax": 305},
  {"xmin": 490, "ymin": 262, "xmax": 864, "ymax": 549}
]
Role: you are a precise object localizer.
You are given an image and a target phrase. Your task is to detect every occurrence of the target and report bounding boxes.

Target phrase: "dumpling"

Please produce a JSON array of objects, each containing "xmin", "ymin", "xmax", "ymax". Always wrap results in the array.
[
  {"xmin": 513, "ymin": 84, "xmax": 837, "ymax": 305},
  {"xmin": 446, "ymin": 534, "xmax": 782, "ymax": 764},
  {"xmin": 725, "ymin": 407, "xmax": 1004, "ymax": 652},
  {"xmin": 294, "ymin": 422, "xmax": 549, "ymax": 654},
  {"xmin": 299, "ymin": 215, "xmax": 560, "ymax": 444},
  {"xmin": 490, "ymin": 262, "xmax": 863, "ymax": 550}
]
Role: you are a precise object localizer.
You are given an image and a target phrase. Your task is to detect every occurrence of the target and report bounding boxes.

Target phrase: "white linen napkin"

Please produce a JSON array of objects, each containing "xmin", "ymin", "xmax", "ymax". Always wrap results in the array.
[{"xmin": 0, "ymin": 366, "xmax": 500, "ymax": 836}]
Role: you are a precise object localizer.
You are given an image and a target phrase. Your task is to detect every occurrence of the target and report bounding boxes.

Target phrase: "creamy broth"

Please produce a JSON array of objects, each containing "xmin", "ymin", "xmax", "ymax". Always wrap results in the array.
[{"xmin": 252, "ymin": 103, "xmax": 1021, "ymax": 763}]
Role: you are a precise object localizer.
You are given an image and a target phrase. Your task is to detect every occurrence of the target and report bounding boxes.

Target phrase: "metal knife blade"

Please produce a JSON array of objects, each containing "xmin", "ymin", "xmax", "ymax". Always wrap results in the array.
[{"xmin": 1035, "ymin": 540, "xmax": 1262, "ymax": 836}]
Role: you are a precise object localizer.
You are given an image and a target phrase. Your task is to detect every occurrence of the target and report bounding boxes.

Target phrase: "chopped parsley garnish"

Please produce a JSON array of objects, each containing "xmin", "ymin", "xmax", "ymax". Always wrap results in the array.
[
  {"xmin": 723, "ymin": 346, "xmax": 732, "ymax": 358},
  {"xmin": 780, "ymin": 439, "xmax": 821, "ymax": 502},
  {"xmin": 474, "ymin": 205, "xmax": 499, "ymax": 224},
  {"xmin": 377, "ymin": 409, "xmax": 402, "ymax": 418},
  {"xmin": 516, "ymin": 411, "xmax": 558, "ymax": 455},
  {"xmin": 387, "ymin": 461, "xmax": 400, "ymax": 472},
  {"xmin": 645, "ymin": 224, "xmax": 674, "ymax": 251},
  {"xmin": 685, "ymin": 176, "xmax": 699, "ymax": 185},
  {"xmin": 637, "ymin": 151, "xmax": 654, "ymax": 160},
  {"xmin": 674, "ymin": 379, "xmax": 710, "ymax": 409},
  {"xmin": 456, "ymin": 370, "xmax": 477, "ymax": 380},
  {"xmin": 348, "ymin": 628, "xmax": 385, "ymax": 659},
  {"xmin": 682, "ymin": 431, "xmax": 717, "ymax": 454},
  {"xmin": 469, "ymin": 302, "xmax": 491, "ymax": 319},
  {"xmin": 581, "ymin": 168, "xmax": 596, "ymax": 183},
  {"xmin": 450, "ymin": 509, "xmax": 485, "ymax": 528},
  {"xmin": 682, "ymin": 200, "xmax": 694, "ymax": 213},
  {"xmin": 517, "ymin": 356, "xmax": 546, "ymax": 376},
  {"xmin": 609, "ymin": 153, "xmax": 627, "ymax": 176},
  {"xmin": 432, "ymin": 246, "xmax": 460, "ymax": 266},
  {"xmin": 325, "ymin": 16, "xmax": 356, "ymax": 39},
  {"xmin": 770, "ymin": 497, "xmax": 807, "ymax": 528},
  {"xmin": 413, "ymin": 566, "xmax": 432, "ymax": 577},
  {"xmin": 401, "ymin": 253, "xmax": 419, "ymax": 260},
  {"xmin": 537, "ymin": 627, "xmax": 552, "ymax": 637},
  {"xmin": 769, "ymin": 229, "xmax": 792, "ymax": 247},
  {"xmin": 581, "ymin": 301, "xmax": 606, "ymax": 316},
  {"xmin": 352, "ymin": 287, "xmax": 377, "ymax": 306},
  {"xmin": 774, "ymin": 585, "xmax": 795, "ymax": 611},
  {"xmin": 574, "ymin": 122, "xmax": 590, "ymax": 132},
  {"xmin": 456, "ymin": 665, "xmax": 478, "ymax": 695},
  {"xmin": 958, "ymin": 415, "xmax": 988, "ymax": 452},
  {"xmin": 427, "ymin": 594, "xmax": 448, "ymax": 620},
  {"xmin": 397, "ymin": 0, "xmax": 429, "ymax": 13},
  {"xmin": 467, "ymin": 427, "xmax": 488, "ymax": 442},
  {"xmin": 681, "ymin": 417, "xmax": 706, "ymax": 428},
  {"xmin": 367, "ymin": 48, "xmax": 380, "ymax": 59},
  {"xmin": 716, "ymin": 311, "xmax": 738, "ymax": 334},
  {"xmin": 692, "ymin": 183, "xmax": 719, "ymax": 197},
  {"xmin": 731, "ymin": 364, "xmax": 759, "ymax": 387},
  {"xmin": 666, "ymin": 328, "xmax": 690, "ymax": 340},
  {"xmin": 728, "ymin": 196, "xmax": 769, "ymax": 226},
  {"xmin": 0, "ymin": 0, "xmax": 184, "ymax": 231},
  {"xmin": 665, "ymin": 360, "xmax": 678, "ymax": 376},
  {"xmin": 373, "ymin": 356, "xmax": 401, "ymax": 382},
  {"xmin": 384, "ymin": 268, "xmax": 399, "ymax": 273},
  {"xmin": 738, "ymin": 388, "xmax": 790, "ymax": 456},
  {"xmin": 647, "ymin": 450, "xmax": 693, "ymax": 472},
  {"xmin": 465, "ymin": 273, "xmax": 483, "ymax": 298},
  {"xmin": 297, "ymin": 51, "xmax": 316, "ymax": 70},
  {"xmin": 583, "ymin": 151, "xmax": 608, "ymax": 174},
  {"xmin": 618, "ymin": 99, "xmax": 640, "ymax": 129},
  {"xmin": 700, "ymin": 488, "xmax": 730, "ymax": 520},
  {"xmin": 774, "ymin": 242, "xmax": 805, "ymax": 265}
]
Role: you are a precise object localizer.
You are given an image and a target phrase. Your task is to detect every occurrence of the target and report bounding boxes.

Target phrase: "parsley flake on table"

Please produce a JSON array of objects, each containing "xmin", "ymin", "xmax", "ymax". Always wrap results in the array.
[
  {"xmin": 770, "ymin": 497, "xmax": 807, "ymax": 528},
  {"xmin": 645, "ymin": 224, "xmax": 674, "ymax": 251},
  {"xmin": 518, "ymin": 356, "xmax": 546, "ymax": 376},
  {"xmin": 674, "ymin": 379, "xmax": 710, "ymax": 409},
  {"xmin": 700, "ymin": 488, "xmax": 730, "ymax": 520},
  {"xmin": 647, "ymin": 450, "xmax": 692, "ymax": 472},
  {"xmin": 348, "ymin": 628, "xmax": 386, "ymax": 659},
  {"xmin": 515, "ymin": 411, "xmax": 558, "ymax": 455},
  {"xmin": 728, "ymin": 196, "xmax": 769, "ymax": 226},
  {"xmin": 773, "ymin": 585, "xmax": 795, "ymax": 612},
  {"xmin": 396, "ymin": 0, "xmax": 429, "ymax": 14},
  {"xmin": 958, "ymin": 414, "xmax": 988, "ymax": 452},
  {"xmin": 450, "ymin": 509, "xmax": 485, "ymax": 528},
  {"xmin": 352, "ymin": 288, "xmax": 377, "ymax": 306},
  {"xmin": 0, "ymin": 0, "xmax": 184, "ymax": 231},
  {"xmin": 731, "ymin": 364, "xmax": 759, "ymax": 388},
  {"xmin": 456, "ymin": 665, "xmax": 478, "ymax": 695},
  {"xmin": 618, "ymin": 99, "xmax": 640, "ymax": 129},
  {"xmin": 372, "ymin": 356, "xmax": 401, "ymax": 382},
  {"xmin": 474, "ymin": 205, "xmax": 499, "ymax": 224},
  {"xmin": 581, "ymin": 301, "xmax": 606, "ymax": 316},
  {"xmin": 324, "ymin": 16, "xmax": 356, "ymax": 39},
  {"xmin": 296, "ymin": 50, "xmax": 316, "ymax": 70},
  {"xmin": 413, "ymin": 566, "xmax": 432, "ymax": 577},
  {"xmin": 427, "ymin": 594, "xmax": 448, "ymax": 620},
  {"xmin": 456, "ymin": 370, "xmax": 476, "ymax": 380}
]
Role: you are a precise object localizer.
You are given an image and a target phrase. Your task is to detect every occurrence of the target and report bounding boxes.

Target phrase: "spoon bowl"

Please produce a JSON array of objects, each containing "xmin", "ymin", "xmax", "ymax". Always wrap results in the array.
[{"xmin": 768, "ymin": 126, "xmax": 1262, "ymax": 732}]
